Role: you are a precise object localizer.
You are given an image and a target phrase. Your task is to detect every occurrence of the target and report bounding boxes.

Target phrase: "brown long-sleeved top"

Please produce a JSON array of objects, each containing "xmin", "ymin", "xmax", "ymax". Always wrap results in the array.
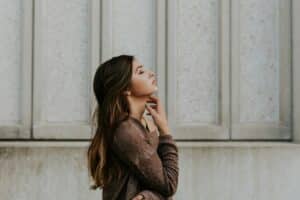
[{"xmin": 102, "ymin": 116, "xmax": 179, "ymax": 200}]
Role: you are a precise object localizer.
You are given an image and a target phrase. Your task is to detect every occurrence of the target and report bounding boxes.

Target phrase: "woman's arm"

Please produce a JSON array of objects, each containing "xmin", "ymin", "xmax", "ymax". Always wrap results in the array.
[{"xmin": 112, "ymin": 120, "xmax": 179, "ymax": 197}]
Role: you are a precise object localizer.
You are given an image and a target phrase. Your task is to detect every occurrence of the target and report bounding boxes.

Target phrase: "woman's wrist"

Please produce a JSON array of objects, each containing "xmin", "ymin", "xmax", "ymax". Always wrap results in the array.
[{"xmin": 159, "ymin": 126, "xmax": 170, "ymax": 136}]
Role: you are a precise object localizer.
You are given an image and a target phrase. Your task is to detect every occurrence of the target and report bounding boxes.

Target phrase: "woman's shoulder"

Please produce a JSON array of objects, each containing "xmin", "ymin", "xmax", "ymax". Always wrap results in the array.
[
  {"xmin": 113, "ymin": 115, "xmax": 158, "ymax": 137},
  {"xmin": 112, "ymin": 117, "xmax": 150, "ymax": 150},
  {"xmin": 112, "ymin": 115, "xmax": 159, "ymax": 149},
  {"xmin": 114, "ymin": 116, "xmax": 134, "ymax": 131},
  {"xmin": 113, "ymin": 116, "xmax": 144, "ymax": 136}
]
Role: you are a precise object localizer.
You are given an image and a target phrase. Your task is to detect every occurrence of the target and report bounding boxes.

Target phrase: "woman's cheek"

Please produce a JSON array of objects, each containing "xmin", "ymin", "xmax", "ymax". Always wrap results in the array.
[
  {"xmin": 132, "ymin": 80, "xmax": 154, "ymax": 95},
  {"xmin": 131, "ymin": 80, "xmax": 147, "ymax": 94}
]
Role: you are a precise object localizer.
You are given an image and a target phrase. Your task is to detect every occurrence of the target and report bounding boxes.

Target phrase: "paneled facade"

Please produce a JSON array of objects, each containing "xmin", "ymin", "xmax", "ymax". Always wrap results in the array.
[{"xmin": 0, "ymin": 0, "xmax": 293, "ymax": 141}]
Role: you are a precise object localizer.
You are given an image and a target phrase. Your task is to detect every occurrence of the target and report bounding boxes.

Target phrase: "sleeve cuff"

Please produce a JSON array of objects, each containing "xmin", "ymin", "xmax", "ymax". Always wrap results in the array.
[
  {"xmin": 159, "ymin": 134, "xmax": 173, "ymax": 139},
  {"xmin": 158, "ymin": 134, "xmax": 178, "ymax": 152},
  {"xmin": 159, "ymin": 134, "xmax": 174, "ymax": 143}
]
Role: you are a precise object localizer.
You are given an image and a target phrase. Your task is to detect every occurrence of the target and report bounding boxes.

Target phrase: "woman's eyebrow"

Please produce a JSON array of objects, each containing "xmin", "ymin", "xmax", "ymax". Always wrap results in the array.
[{"xmin": 135, "ymin": 65, "xmax": 143, "ymax": 73}]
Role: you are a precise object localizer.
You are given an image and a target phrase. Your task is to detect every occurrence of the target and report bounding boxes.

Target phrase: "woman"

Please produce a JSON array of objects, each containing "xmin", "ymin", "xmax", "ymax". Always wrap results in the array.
[{"xmin": 87, "ymin": 55, "xmax": 179, "ymax": 199}]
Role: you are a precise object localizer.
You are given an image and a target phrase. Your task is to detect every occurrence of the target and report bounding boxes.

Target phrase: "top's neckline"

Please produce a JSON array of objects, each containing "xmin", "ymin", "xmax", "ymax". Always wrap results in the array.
[{"xmin": 128, "ymin": 116, "xmax": 156, "ymax": 134}]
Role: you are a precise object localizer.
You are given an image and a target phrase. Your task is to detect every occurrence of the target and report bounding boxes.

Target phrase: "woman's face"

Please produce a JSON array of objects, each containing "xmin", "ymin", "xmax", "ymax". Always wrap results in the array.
[{"xmin": 129, "ymin": 58, "xmax": 158, "ymax": 96}]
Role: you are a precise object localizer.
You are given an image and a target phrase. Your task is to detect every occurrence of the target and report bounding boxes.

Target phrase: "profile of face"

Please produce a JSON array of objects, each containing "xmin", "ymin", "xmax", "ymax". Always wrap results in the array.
[{"xmin": 128, "ymin": 58, "xmax": 158, "ymax": 97}]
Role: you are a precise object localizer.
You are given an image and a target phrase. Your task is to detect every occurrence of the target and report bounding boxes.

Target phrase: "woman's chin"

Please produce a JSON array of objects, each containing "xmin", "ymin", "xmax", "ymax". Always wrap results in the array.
[
  {"xmin": 150, "ymin": 86, "xmax": 158, "ymax": 93},
  {"xmin": 145, "ymin": 86, "xmax": 158, "ymax": 95}
]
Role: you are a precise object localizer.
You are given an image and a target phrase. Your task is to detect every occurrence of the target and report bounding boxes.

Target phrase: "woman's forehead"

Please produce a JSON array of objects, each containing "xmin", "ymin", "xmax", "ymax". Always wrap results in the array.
[
  {"xmin": 132, "ymin": 59, "xmax": 141, "ymax": 67},
  {"xmin": 132, "ymin": 59, "xmax": 143, "ymax": 71}
]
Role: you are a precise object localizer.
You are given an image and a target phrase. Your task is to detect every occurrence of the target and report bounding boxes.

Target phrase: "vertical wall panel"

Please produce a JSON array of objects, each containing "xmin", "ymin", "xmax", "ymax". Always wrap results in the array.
[
  {"xmin": 239, "ymin": 0, "xmax": 279, "ymax": 122},
  {"xmin": 37, "ymin": 0, "xmax": 89, "ymax": 122},
  {"xmin": 0, "ymin": 0, "xmax": 32, "ymax": 139},
  {"xmin": 112, "ymin": 0, "xmax": 155, "ymax": 71},
  {"xmin": 102, "ymin": 0, "xmax": 156, "ymax": 72},
  {"xmin": 0, "ymin": 0, "xmax": 22, "ymax": 125},
  {"xmin": 168, "ymin": 0, "xmax": 230, "ymax": 139},
  {"xmin": 176, "ymin": 0, "xmax": 218, "ymax": 123},
  {"xmin": 34, "ymin": 0, "xmax": 100, "ymax": 139},
  {"xmin": 156, "ymin": 0, "xmax": 167, "ymax": 110},
  {"xmin": 293, "ymin": 0, "xmax": 300, "ymax": 142},
  {"xmin": 231, "ymin": 0, "xmax": 292, "ymax": 139},
  {"xmin": 101, "ymin": 0, "xmax": 161, "ymax": 122}
]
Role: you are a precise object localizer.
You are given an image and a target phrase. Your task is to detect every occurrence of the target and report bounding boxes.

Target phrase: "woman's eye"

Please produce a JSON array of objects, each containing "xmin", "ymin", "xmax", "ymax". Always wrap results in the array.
[{"xmin": 139, "ymin": 70, "xmax": 144, "ymax": 74}]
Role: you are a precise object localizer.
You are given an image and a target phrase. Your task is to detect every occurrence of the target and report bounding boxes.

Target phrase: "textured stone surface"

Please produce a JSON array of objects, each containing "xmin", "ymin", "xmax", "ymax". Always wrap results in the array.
[
  {"xmin": 176, "ymin": 0, "xmax": 218, "ymax": 123},
  {"xmin": 239, "ymin": 0, "xmax": 280, "ymax": 122},
  {"xmin": 38, "ymin": 0, "xmax": 89, "ymax": 122},
  {"xmin": 0, "ymin": 0, "xmax": 22, "ymax": 125},
  {"xmin": 0, "ymin": 147, "xmax": 100, "ymax": 200},
  {"xmin": 176, "ymin": 147, "xmax": 300, "ymax": 200},
  {"xmin": 1, "ymin": 146, "xmax": 300, "ymax": 200},
  {"xmin": 112, "ymin": 0, "xmax": 155, "ymax": 72}
]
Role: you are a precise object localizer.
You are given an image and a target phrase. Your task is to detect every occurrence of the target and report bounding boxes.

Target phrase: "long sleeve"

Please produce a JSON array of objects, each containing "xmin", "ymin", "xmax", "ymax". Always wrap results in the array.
[{"xmin": 112, "ymin": 119, "xmax": 179, "ymax": 197}]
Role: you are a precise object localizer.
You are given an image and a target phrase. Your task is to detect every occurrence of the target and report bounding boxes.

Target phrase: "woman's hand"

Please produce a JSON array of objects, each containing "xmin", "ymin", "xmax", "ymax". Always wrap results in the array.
[
  {"xmin": 145, "ymin": 95, "xmax": 170, "ymax": 136},
  {"xmin": 131, "ymin": 194, "xmax": 144, "ymax": 200}
]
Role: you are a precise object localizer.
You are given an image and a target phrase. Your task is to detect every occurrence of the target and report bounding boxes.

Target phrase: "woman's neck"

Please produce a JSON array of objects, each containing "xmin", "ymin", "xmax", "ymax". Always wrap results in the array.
[{"xmin": 127, "ymin": 95, "xmax": 149, "ymax": 122}]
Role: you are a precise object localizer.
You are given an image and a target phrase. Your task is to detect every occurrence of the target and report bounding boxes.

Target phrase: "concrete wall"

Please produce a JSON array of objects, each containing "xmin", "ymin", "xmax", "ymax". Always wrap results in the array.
[
  {"xmin": 1, "ymin": 143, "xmax": 300, "ymax": 200},
  {"xmin": 1, "ymin": 0, "xmax": 299, "ymax": 200}
]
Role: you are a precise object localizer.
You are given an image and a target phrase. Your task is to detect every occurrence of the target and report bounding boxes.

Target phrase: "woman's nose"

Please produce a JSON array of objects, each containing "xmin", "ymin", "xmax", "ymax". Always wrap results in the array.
[{"xmin": 149, "ymin": 70, "xmax": 155, "ymax": 77}]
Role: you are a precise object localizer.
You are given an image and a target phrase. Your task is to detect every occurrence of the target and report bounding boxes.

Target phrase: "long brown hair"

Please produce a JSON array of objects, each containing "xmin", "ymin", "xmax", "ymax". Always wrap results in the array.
[{"xmin": 87, "ymin": 55, "xmax": 134, "ymax": 190}]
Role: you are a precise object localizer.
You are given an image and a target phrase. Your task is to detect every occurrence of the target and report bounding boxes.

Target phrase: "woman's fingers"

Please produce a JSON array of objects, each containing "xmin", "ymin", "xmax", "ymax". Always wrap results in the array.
[
  {"xmin": 148, "ymin": 95, "xmax": 162, "ymax": 112},
  {"xmin": 149, "ymin": 104, "xmax": 157, "ymax": 108},
  {"xmin": 145, "ymin": 104, "xmax": 157, "ymax": 118},
  {"xmin": 146, "ymin": 110, "xmax": 156, "ymax": 115},
  {"xmin": 145, "ymin": 95, "xmax": 169, "ymax": 135},
  {"xmin": 145, "ymin": 106, "xmax": 157, "ymax": 113}
]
